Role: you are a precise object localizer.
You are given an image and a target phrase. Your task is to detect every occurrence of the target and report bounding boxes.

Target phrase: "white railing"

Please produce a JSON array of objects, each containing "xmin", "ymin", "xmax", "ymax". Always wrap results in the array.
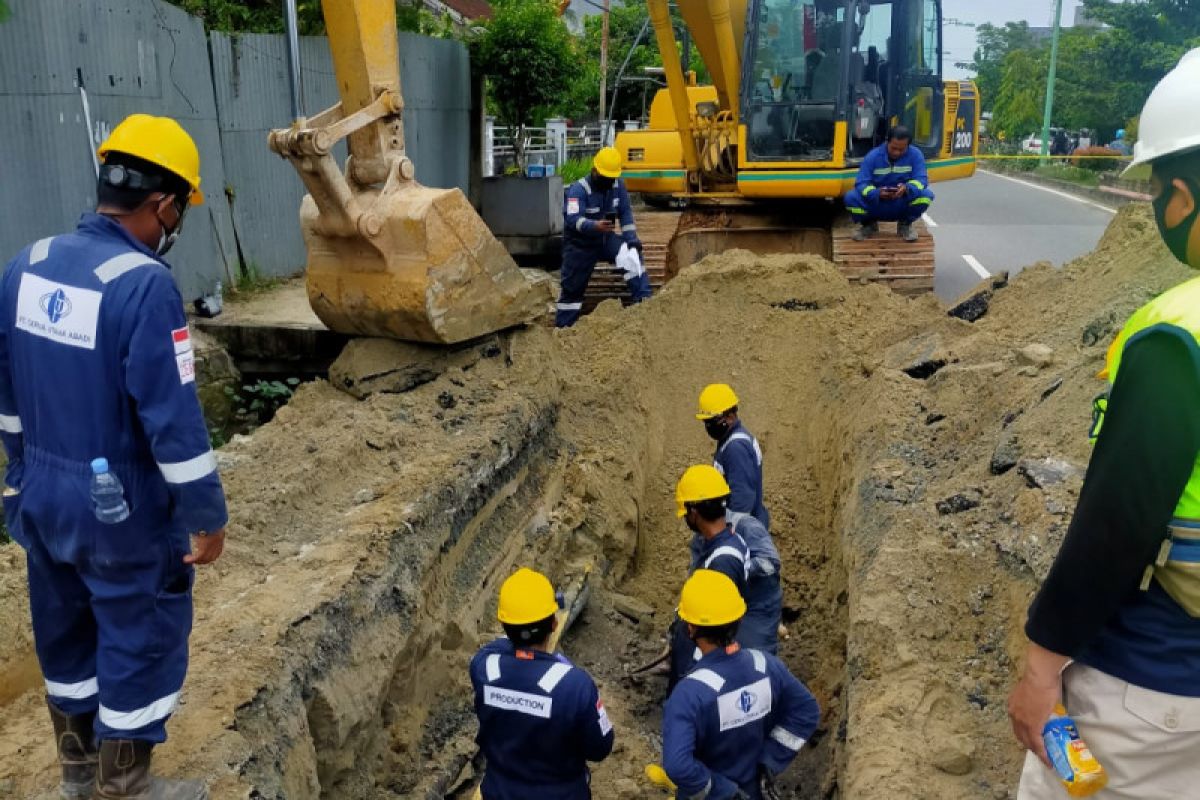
[{"xmin": 484, "ymin": 119, "xmax": 641, "ymax": 176}]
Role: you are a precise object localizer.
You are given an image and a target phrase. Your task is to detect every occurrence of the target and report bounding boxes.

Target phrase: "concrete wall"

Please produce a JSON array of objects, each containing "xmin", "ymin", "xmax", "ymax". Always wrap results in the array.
[{"xmin": 0, "ymin": 1, "xmax": 474, "ymax": 295}]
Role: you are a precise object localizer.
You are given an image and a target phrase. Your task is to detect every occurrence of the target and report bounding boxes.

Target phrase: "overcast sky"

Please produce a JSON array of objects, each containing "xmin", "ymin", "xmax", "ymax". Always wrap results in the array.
[{"xmin": 943, "ymin": 0, "xmax": 1085, "ymax": 78}]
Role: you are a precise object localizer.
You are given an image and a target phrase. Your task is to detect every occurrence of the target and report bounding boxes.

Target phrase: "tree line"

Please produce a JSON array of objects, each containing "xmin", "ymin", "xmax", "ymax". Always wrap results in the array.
[{"xmin": 963, "ymin": 0, "xmax": 1200, "ymax": 144}]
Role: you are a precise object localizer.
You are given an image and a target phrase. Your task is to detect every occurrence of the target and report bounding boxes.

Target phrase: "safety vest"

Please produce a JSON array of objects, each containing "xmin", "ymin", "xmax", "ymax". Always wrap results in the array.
[{"xmin": 1096, "ymin": 275, "xmax": 1200, "ymax": 615}]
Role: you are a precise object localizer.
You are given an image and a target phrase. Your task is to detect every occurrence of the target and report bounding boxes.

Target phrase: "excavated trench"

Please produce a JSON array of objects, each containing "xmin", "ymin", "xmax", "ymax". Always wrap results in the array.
[{"xmin": 14, "ymin": 214, "xmax": 1175, "ymax": 797}]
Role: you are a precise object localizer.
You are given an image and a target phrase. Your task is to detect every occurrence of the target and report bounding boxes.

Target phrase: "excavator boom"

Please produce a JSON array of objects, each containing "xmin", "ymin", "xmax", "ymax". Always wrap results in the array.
[{"xmin": 268, "ymin": 0, "xmax": 549, "ymax": 344}]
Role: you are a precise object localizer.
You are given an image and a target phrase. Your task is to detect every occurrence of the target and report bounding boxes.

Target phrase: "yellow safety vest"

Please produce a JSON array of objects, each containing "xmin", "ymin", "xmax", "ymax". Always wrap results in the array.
[{"xmin": 1096, "ymin": 275, "xmax": 1200, "ymax": 615}]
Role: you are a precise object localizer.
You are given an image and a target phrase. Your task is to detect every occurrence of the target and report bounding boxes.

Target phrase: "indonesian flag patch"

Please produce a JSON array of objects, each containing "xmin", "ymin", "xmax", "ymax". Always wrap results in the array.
[
  {"xmin": 172, "ymin": 326, "xmax": 192, "ymax": 355},
  {"xmin": 567, "ymin": 198, "xmax": 580, "ymax": 215}
]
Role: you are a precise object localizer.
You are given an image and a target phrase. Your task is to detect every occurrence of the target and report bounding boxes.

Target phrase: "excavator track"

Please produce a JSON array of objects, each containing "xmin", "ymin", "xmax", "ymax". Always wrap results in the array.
[{"xmin": 831, "ymin": 219, "xmax": 935, "ymax": 296}]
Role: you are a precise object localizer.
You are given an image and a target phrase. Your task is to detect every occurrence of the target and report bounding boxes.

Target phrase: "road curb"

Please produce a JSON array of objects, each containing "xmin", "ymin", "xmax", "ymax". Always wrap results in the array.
[{"xmin": 978, "ymin": 168, "xmax": 1146, "ymax": 209}]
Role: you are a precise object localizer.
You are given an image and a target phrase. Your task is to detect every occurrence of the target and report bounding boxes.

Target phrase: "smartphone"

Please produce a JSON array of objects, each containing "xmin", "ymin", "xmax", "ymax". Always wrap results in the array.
[{"xmin": 605, "ymin": 212, "xmax": 619, "ymax": 224}]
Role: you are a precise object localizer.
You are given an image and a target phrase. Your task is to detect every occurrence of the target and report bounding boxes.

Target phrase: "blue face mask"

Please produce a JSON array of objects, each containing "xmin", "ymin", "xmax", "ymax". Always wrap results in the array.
[{"xmin": 1153, "ymin": 175, "xmax": 1199, "ymax": 267}]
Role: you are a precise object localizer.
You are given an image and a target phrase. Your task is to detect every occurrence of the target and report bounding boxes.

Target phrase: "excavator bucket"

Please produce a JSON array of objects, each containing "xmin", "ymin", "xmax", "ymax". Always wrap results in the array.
[{"xmin": 301, "ymin": 182, "xmax": 551, "ymax": 344}]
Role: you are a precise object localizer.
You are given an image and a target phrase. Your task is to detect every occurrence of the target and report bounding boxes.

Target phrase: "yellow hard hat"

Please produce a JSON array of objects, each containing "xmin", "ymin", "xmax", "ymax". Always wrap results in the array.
[
  {"xmin": 497, "ymin": 567, "xmax": 559, "ymax": 625},
  {"xmin": 675, "ymin": 464, "xmax": 731, "ymax": 517},
  {"xmin": 679, "ymin": 569, "xmax": 746, "ymax": 626},
  {"xmin": 98, "ymin": 114, "xmax": 204, "ymax": 205},
  {"xmin": 593, "ymin": 146, "xmax": 622, "ymax": 178},
  {"xmin": 696, "ymin": 383, "xmax": 739, "ymax": 420}
]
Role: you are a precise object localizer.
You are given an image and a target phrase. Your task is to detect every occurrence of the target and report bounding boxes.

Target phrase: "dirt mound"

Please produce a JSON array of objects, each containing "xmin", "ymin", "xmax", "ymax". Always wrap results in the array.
[{"xmin": 0, "ymin": 204, "xmax": 1186, "ymax": 799}]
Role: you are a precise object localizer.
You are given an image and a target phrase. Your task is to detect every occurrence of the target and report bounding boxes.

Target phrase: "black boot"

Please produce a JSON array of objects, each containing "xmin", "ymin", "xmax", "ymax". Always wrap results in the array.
[
  {"xmin": 94, "ymin": 740, "xmax": 208, "ymax": 800},
  {"xmin": 45, "ymin": 697, "xmax": 97, "ymax": 800}
]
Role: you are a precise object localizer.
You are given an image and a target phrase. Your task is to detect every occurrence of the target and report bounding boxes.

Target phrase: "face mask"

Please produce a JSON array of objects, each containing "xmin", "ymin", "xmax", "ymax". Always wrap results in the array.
[
  {"xmin": 1153, "ymin": 176, "xmax": 1199, "ymax": 267},
  {"xmin": 704, "ymin": 417, "xmax": 730, "ymax": 441},
  {"xmin": 154, "ymin": 197, "xmax": 187, "ymax": 257},
  {"xmin": 593, "ymin": 176, "xmax": 615, "ymax": 193},
  {"xmin": 684, "ymin": 510, "xmax": 700, "ymax": 535}
]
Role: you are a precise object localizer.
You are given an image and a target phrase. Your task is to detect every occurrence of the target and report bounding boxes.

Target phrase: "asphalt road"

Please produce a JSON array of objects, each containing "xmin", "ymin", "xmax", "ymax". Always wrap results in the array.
[{"xmin": 927, "ymin": 169, "xmax": 1117, "ymax": 302}]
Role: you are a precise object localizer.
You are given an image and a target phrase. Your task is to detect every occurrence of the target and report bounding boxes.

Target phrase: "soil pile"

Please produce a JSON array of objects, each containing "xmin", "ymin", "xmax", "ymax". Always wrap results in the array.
[{"xmin": 0, "ymin": 204, "xmax": 1187, "ymax": 799}]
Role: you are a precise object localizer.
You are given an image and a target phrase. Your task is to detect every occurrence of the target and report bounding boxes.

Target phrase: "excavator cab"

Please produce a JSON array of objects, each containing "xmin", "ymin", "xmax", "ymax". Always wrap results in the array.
[{"xmin": 742, "ymin": 0, "xmax": 944, "ymax": 162}]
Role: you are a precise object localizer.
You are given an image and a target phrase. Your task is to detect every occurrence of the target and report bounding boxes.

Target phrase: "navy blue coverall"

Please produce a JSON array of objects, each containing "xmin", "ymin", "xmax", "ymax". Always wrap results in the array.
[
  {"xmin": 713, "ymin": 421, "xmax": 770, "ymax": 530},
  {"xmin": 728, "ymin": 513, "xmax": 783, "ymax": 657},
  {"xmin": 663, "ymin": 644, "xmax": 820, "ymax": 799},
  {"xmin": 470, "ymin": 637, "xmax": 614, "ymax": 799},
  {"xmin": 557, "ymin": 176, "xmax": 651, "ymax": 327},
  {"xmin": 843, "ymin": 142, "xmax": 935, "ymax": 224},
  {"xmin": 670, "ymin": 527, "xmax": 751, "ymax": 688},
  {"xmin": 0, "ymin": 213, "xmax": 228, "ymax": 743}
]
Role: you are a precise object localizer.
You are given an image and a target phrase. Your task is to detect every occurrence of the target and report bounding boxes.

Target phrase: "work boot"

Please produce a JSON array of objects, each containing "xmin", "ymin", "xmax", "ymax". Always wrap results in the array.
[
  {"xmin": 898, "ymin": 222, "xmax": 919, "ymax": 242},
  {"xmin": 851, "ymin": 221, "xmax": 878, "ymax": 241},
  {"xmin": 94, "ymin": 740, "xmax": 208, "ymax": 800},
  {"xmin": 46, "ymin": 698, "xmax": 97, "ymax": 800}
]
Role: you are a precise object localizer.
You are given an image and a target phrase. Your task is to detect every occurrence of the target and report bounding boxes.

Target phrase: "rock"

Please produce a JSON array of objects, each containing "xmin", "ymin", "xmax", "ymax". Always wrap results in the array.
[
  {"xmin": 990, "ymin": 433, "xmax": 1020, "ymax": 475},
  {"xmin": 1017, "ymin": 343, "xmax": 1054, "ymax": 368},
  {"xmin": 614, "ymin": 778, "xmax": 641, "ymax": 799},
  {"xmin": 930, "ymin": 737, "xmax": 975, "ymax": 776},
  {"xmin": 329, "ymin": 336, "xmax": 504, "ymax": 400},
  {"xmin": 609, "ymin": 592, "xmax": 655, "ymax": 623},
  {"xmin": 353, "ymin": 488, "xmax": 377, "ymax": 505},
  {"xmin": 936, "ymin": 490, "xmax": 982, "ymax": 515},
  {"xmin": 1018, "ymin": 458, "xmax": 1083, "ymax": 489},
  {"xmin": 948, "ymin": 289, "xmax": 991, "ymax": 323},
  {"xmin": 1040, "ymin": 377, "xmax": 1064, "ymax": 400},
  {"xmin": 885, "ymin": 333, "xmax": 949, "ymax": 380}
]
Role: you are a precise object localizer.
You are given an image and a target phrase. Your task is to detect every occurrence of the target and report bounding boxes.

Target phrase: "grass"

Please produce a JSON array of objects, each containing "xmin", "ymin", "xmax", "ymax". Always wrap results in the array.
[
  {"xmin": 233, "ymin": 261, "xmax": 285, "ymax": 297},
  {"xmin": 558, "ymin": 157, "xmax": 591, "ymax": 184},
  {"xmin": 1032, "ymin": 163, "xmax": 1102, "ymax": 187}
]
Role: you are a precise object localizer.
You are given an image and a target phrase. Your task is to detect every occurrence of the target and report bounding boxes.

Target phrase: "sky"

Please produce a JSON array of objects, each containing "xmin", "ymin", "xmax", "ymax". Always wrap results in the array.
[{"xmin": 943, "ymin": 0, "xmax": 1085, "ymax": 78}]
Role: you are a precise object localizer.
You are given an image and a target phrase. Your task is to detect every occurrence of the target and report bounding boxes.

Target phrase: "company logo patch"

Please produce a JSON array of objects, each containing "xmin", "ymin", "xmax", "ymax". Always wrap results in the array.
[
  {"xmin": 40, "ymin": 289, "xmax": 73, "ymax": 323},
  {"xmin": 484, "ymin": 685, "xmax": 553, "ymax": 719},
  {"xmin": 717, "ymin": 677, "xmax": 772, "ymax": 731},
  {"xmin": 566, "ymin": 198, "xmax": 580, "ymax": 215},
  {"xmin": 16, "ymin": 274, "xmax": 101, "ymax": 350}
]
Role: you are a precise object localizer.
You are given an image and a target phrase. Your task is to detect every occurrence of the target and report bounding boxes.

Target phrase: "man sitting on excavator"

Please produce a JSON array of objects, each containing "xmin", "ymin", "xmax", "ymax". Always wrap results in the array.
[
  {"xmin": 844, "ymin": 125, "xmax": 935, "ymax": 243},
  {"xmin": 556, "ymin": 148, "xmax": 651, "ymax": 327}
]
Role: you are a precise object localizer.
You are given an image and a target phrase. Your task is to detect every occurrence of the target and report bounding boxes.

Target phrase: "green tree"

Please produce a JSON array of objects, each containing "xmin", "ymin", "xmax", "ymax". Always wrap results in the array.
[
  {"xmin": 991, "ymin": 49, "xmax": 1045, "ymax": 140},
  {"xmin": 959, "ymin": 21, "xmax": 1037, "ymax": 113},
  {"xmin": 474, "ymin": 0, "xmax": 575, "ymax": 170},
  {"xmin": 162, "ymin": 1, "xmax": 457, "ymax": 35},
  {"xmin": 0, "ymin": 1, "xmax": 10, "ymax": 23}
]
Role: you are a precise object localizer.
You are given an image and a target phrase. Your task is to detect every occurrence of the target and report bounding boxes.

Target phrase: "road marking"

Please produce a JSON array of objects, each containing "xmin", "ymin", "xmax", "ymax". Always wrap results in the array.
[
  {"xmin": 924, "ymin": 215, "xmax": 939, "ymax": 228},
  {"xmin": 980, "ymin": 169, "xmax": 1118, "ymax": 215},
  {"xmin": 962, "ymin": 254, "xmax": 990, "ymax": 279}
]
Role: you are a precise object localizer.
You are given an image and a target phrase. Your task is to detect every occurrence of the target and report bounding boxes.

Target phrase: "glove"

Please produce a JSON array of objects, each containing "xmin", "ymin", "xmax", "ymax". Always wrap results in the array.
[{"xmin": 758, "ymin": 767, "xmax": 782, "ymax": 800}]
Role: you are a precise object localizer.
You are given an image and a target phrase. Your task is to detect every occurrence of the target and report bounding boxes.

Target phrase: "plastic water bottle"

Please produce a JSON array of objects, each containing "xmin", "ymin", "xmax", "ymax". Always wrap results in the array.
[
  {"xmin": 1042, "ymin": 704, "xmax": 1108, "ymax": 797},
  {"xmin": 90, "ymin": 458, "xmax": 130, "ymax": 525}
]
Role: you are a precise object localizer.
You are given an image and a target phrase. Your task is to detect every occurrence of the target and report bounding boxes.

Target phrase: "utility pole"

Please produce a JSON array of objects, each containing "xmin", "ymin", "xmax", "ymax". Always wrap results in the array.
[
  {"xmin": 1039, "ymin": 0, "xmax": 1064, "ymax": 160},
  {"xmin": 599, "ymin": 0, "xmax": 611, "ymax": 143}
]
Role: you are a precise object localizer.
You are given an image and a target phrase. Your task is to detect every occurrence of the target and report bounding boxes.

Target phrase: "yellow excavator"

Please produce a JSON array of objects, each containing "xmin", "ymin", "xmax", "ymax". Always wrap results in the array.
[
  {"xmin": 617, "ymin": 0, "xmax": 980, "ymax": 293},
  {"xmin": 268, "ymin": 0, "xmax": 549, "ymax": 344}
]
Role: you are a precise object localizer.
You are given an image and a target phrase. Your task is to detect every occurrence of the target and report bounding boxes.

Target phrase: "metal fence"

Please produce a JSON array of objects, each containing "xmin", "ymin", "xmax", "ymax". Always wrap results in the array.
[
  {"xmin": 485, "ymin": 121, "xmax": 642, "ymax": 176},
  {"xmin": 0, "ymin": 0, "xmax": 474, "ymax": 297}
]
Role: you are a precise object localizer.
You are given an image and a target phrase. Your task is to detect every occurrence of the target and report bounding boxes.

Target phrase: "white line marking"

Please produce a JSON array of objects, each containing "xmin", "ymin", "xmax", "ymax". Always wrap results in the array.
[
  {"xmin": 980, "ymin": 169, "xmax": 1117, "ymax": 215},
  {"xmin": 924, "ymin": 215, "xmax": 939, "ymax": 228},
  {"xmin": 962, "ymin": 255, "xmax": 990, "ymax": 279}
]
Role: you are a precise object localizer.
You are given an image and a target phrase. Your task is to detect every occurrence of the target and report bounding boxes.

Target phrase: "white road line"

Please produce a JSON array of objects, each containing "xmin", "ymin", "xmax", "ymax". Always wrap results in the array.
[
  {"xmin": 980, "ymin": 169, "xmax": 1118, "ymax": 215},
  {"xmin": 924, "ymin": 214, "xmax": 939, "ymax": 228},
  {"xmin": 962, "ymin": 254, "xmax": 990, "ymax": 279}
]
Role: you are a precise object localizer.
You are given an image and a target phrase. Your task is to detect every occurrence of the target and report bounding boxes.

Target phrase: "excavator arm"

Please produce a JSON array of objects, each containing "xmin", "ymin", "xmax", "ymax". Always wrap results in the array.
[{"xmin": 268, "ymin": 0, "xmax": 548, "ymax": 344}]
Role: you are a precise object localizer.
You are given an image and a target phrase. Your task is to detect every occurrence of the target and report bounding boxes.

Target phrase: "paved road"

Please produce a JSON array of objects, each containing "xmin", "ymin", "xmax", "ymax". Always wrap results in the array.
[{"xmin": 927, "ymin": 170, "xmax": 1117, "ymax": 302}]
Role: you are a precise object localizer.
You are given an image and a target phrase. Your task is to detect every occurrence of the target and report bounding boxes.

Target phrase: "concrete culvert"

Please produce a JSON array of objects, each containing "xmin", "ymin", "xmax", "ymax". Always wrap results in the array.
[{"xmin": 0, "ymin": 206, "xmax": 1189, "ymax": 798}]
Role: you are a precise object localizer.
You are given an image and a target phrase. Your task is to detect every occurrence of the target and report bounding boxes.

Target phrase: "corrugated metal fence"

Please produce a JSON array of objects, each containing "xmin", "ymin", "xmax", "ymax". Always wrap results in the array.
[{"xmin": 0, "ymin": 0, "xmax": 472, "ymax": 300}]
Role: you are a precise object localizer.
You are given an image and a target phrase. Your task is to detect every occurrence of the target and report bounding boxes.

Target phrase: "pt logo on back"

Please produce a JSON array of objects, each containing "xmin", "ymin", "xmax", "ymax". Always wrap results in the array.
[
  {"xmin": 40, "ymin": 288, "xmax": 72, "ymax": 323},
  {"xmin": 738, "ymin": 689, "xmax": 757, "ymax": 714}
]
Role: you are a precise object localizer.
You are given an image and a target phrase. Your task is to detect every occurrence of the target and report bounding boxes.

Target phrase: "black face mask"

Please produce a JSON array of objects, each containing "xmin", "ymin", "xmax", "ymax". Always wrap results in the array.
[
  {"xmin": 684, "ymin": 510, "xmax": 700, "ymax": 534},
  {"xmin": 704, "ymin": 417, "xmax": 731, "ymax": 441},
  {"xmin": 592, "ymin": 175, "xmax": 615, "ymax": 193},
  {"xmin": 1153, "ymin": 175, "xmax": 1199, "ymax": 267}
]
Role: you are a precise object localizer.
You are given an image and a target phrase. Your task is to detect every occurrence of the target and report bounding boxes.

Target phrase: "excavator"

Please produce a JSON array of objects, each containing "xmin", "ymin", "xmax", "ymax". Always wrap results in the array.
[
  {"xmin": 267, "ymin": 0, "xmax": 549, "ymax": 344},
  {"xmin": 617, "ymin": 0, "xmax": 980, "ymax": 294}
]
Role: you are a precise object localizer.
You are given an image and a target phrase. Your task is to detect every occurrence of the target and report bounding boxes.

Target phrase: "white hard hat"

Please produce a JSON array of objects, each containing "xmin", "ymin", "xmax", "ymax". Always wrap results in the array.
[{"xmin": 1125, "ymin": 48, "xmax": 1200, "ymax": 176}]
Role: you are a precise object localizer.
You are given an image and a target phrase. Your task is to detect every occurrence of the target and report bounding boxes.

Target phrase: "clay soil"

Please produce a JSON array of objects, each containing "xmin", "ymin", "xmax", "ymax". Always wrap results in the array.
[{"xmin": 0, "ymin": 204, "xmax": 1187, "ymax": 799}]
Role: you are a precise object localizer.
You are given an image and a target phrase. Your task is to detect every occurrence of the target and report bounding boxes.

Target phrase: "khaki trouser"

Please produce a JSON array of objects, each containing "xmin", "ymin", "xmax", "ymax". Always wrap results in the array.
[{"xmin": 1018, "ymin": 663, "xmax": 1200, "ymax": 799}]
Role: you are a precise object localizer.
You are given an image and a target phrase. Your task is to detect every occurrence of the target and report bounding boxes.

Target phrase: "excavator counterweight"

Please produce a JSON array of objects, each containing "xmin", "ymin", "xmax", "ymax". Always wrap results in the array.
[{"xmin": 269, "ymin": 0, "xmax": 550, "ymax": 344}]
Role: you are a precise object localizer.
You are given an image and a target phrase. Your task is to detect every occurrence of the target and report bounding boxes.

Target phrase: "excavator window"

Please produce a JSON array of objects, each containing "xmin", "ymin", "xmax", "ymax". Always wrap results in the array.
[{"xmin": 743, "ymin": 0, "xmax": 846, "ymax": 162}]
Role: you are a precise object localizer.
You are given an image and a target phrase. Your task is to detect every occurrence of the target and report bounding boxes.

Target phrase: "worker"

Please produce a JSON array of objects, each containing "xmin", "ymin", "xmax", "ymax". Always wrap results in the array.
[
  {"xmin": 0, "ymin": 114, "xmax": 226, "ymax": 799},
  {"xmin": 556, "ymin": 146, "xmax": 651, "ymax": 327},
  {"xmin": 844, "ymin": 125, "xmax": 934, "ymax": 243},
  {"xmin": 1107, "ymin": 127, "xmax": 1132, "ymax": 156},
  {"xmin": 1008, "ymin": 49, "xmax": 1200, "ymax": 798},
  {"xmin": 470, "ymin": 568, "xmax": 614, "ymax": 799},
  {"xmin": 669, "ymin": 465, "xmax": 783, "ymax": 687},
  {"xmin": 696, "ymin": 383, "xmax": 770, "ymax": 529},
  {"xmin": 662, "ymin": 570, "xmax": 819, "ymax": 800}
]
